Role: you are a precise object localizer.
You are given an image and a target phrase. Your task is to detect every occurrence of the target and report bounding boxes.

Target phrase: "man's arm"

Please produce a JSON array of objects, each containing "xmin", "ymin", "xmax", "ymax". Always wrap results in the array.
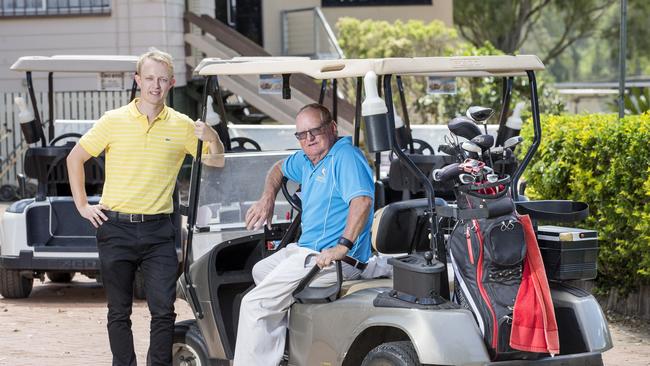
[
  {"xmin": 316, "ymin": 195, "xmax": 373, "ymax": 268},
  {"xmin": 66, "ymin": 144, "xmax": 108, "ymax": 228},
  {"xmin": 245, "ymin": 160, "xmax": 285, "ymax": 230}
]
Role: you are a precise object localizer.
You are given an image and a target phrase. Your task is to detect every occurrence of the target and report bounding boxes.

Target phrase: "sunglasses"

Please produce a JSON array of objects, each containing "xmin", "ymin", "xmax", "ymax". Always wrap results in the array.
[{"xmin": 294, "ymin": 120, "xmax": 331, "ymax": 140}]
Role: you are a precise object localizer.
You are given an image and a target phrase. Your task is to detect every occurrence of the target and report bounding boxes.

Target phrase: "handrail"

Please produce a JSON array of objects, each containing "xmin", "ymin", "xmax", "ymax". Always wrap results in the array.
[
  {"xmin": 281, "ymin": 7, "xmax": 344, "ymax": 59},
  {"xmin": 314, "ymin": 7, "xmax": 344, "ymax": 58}
]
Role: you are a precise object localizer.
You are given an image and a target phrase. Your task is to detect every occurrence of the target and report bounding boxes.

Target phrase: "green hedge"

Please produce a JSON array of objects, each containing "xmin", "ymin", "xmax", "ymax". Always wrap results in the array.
[{"xmin": 520, "ymin": 113, "xmax": 650, "ymax": 293}]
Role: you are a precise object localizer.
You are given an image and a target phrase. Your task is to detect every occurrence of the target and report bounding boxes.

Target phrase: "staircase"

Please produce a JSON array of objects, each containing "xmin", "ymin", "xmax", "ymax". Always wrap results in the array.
[{"xmin": 183, "ymin": 12, "xmax": 356, "ymax": 134}]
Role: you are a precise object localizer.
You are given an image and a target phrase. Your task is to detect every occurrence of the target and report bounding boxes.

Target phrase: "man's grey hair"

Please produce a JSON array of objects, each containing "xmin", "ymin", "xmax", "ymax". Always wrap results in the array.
[
  {"xmin": 298, "ymin": 103, "xmax": 333, "ymax": 125},
  {"xmin": 137, "ymin": 47, "xmax": 174, "ymax": 77}
]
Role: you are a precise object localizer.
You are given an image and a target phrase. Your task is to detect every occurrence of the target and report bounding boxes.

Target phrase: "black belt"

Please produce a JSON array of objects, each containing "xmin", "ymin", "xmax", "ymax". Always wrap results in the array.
[
  {"xmin": 104, "ymin": 210, "xmax": 170, "ymax": 223},
  {"xmin": 341, "ymin": 256, "xmax": 367, "ymax": 271}
]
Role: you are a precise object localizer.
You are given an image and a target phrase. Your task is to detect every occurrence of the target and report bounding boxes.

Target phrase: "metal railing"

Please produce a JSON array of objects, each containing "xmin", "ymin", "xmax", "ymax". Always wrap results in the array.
[
  {"xmin": 0, "ymin": 0, "xmax": 111, "ymax": 17},
  {"xmin": 281, "ymin": 7, "xmax": 344, "ymax": 59}
]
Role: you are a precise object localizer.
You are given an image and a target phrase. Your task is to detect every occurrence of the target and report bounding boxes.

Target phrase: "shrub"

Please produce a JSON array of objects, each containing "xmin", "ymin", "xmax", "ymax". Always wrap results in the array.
[{"xmin": 520, "ymin": 113, "xmax": 650, "ymax": 293}]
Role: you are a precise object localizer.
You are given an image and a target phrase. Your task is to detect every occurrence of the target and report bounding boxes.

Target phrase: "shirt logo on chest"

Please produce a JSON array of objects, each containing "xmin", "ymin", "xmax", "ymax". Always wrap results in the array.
[{"xmin": 315, "ymin": 167, "xmax": 327, "ymax": 183}]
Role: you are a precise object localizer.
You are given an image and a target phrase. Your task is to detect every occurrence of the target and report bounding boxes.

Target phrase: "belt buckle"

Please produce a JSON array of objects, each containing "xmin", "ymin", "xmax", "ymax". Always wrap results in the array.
[{"xmin": 129, "ymin": 214, "xmax": 144, "ymax": 223}]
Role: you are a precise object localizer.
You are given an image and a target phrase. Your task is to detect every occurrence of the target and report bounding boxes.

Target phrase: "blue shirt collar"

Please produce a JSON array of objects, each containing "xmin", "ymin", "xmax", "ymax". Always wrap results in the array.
[{"xmin": 302, "ymin": 136, "xmax": 353, "ymax": 166}]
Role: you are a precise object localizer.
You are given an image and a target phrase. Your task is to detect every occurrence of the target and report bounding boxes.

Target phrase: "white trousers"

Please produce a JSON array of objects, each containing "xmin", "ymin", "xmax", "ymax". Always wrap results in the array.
[{"xmin": 232, "ymin": 243, "xmax": 362, "ymax": 366}]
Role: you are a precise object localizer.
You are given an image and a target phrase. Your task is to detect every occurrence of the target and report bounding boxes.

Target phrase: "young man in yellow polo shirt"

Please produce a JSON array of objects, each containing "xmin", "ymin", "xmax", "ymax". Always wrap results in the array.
[{"xmin": 66, "ymin": 48, "xmax": 224, "ymax": 366}]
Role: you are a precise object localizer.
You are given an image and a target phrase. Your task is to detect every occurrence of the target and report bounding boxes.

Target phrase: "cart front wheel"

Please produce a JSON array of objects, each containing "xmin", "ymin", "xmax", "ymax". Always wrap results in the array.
[
  {"xmin": 361, "ymin": 341, "xmax": 420, "ymax": 366},
  {"xmin": 171, "ymin": 321, "xmax": 210, "ymax": 366},
  {"xmin": 0, "ymin": 268, "xmax": 33, "ymax": 298}
]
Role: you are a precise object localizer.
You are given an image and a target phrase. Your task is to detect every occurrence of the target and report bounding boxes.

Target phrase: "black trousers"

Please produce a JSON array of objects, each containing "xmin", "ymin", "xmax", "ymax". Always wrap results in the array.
[{"xmin": 97, "ymin": 217, "xmax": 178, "ymax": 366}]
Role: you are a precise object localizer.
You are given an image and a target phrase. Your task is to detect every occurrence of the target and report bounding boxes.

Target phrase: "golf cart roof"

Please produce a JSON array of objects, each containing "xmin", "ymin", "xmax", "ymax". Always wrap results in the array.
[
  {"xmin": 10, "ymin": 55, "xmax": 139, "ymax": 73},
  {"xmin": 198, "ymin": 55, "xmax": 544, "ymax": 79},
  {"xmin": 194, "ymin": 56, "xmax": 311, "ymax": 74}
]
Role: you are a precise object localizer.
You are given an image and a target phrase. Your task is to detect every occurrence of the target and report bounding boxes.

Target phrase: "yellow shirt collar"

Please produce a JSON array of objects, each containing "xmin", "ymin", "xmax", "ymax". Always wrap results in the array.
[{"xmin": 128, "ymin": 98, "xmax": 170, "ymax": 129}]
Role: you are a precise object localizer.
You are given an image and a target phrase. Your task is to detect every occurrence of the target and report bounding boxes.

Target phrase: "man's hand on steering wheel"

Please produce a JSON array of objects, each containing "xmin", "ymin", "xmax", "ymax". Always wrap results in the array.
[{"xmin": 245, "ymin": 195, "xmax": 275, "ymax": 231}]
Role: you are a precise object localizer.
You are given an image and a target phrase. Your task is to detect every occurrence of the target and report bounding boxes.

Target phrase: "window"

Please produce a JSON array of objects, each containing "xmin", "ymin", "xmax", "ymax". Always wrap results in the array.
[
  {"xmin": 1, "ymin": 0, "xmax": 111, "ymax": 17},
  {"xmin": 322, "ymin": 0, "xmax": 432, "ymax": 7}
]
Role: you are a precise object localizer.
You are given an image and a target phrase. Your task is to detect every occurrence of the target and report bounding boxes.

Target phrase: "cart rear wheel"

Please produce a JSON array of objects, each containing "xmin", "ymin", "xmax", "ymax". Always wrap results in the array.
[
  {"xmin": 361, "ymin": 341, "xmax": 420, "ymax": 366},
  {"xmin": 47, "ymin": 271, "xmax": 74, "ymax": 283},
  {"xmin": 0, "ymin": 269, "xmax": 33, "ymax": 298}
]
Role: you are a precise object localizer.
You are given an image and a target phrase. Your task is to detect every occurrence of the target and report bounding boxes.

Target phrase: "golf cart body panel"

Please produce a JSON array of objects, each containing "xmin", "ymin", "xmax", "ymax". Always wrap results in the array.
[
  {"xmin": 175, "ymin": 55, "xmax": 611, "ymax": 365},
  {"xmin": 287, "ymin": 285, "xmax": 612, "ymax": 366},
  {"xmin": 289, "ymin": 287, "xmax": 490, "ymax": 366}
]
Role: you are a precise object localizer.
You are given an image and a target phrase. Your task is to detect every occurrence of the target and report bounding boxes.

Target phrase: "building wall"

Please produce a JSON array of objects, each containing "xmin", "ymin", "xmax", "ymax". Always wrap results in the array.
[
  {"xmin": 0, "ymin": 0, "xmax": 188, "ymax": 92},
  {"xmin": 262, "ymin": 0, "xmax": 453, "ymax": 56}
]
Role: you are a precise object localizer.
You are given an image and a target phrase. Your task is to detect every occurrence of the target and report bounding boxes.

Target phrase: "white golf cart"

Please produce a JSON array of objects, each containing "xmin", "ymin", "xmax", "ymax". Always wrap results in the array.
[{"xmin": 170, "ymin": 56, "xmax": 612, "ymax": 365}]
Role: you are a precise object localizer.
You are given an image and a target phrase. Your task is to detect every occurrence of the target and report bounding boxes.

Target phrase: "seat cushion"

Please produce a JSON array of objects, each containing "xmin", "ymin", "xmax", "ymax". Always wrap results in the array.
[{"xmin": 339, "ymin": 278, "xmax": 393, "ymax": 297}]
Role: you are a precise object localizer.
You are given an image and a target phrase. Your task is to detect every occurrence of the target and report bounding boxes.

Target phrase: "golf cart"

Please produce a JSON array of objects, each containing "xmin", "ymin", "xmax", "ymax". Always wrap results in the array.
[
  {"xmin": 173, "ymin": 56, "xmax": 612, "ymax": 365},
  {"xmin": 0, "ymin": 55, "xmax": 184, "ymax": 298}
]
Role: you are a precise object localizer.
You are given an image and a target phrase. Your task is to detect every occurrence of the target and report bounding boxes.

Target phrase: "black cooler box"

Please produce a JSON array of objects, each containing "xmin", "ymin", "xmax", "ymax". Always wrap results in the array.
[
  {"xmin": 537, "ymin": 225, "xmax": 598, "ymax": 281},
  {"xmin": 388, "ymin": 254, "xmax": 445, "ymax": 298}
]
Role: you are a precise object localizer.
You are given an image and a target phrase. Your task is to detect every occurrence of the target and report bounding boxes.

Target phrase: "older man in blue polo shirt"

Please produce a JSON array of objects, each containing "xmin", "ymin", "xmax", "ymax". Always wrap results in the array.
[{"xmin": 233, "ymin": 103, "xmax": 374, "ymax": 366}]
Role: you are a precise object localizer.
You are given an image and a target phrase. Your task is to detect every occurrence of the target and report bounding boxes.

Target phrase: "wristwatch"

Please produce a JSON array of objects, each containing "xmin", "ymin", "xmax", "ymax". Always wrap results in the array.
[{"xmin": 337, "ymin": 236, "xmax": 354, "ymax": 249}]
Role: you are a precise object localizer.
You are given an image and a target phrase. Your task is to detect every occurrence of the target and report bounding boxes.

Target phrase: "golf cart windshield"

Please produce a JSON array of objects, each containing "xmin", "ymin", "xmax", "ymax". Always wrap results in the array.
[{"xmin": 193, "ymin": 151, "xmax": 296, "ymax": 260}]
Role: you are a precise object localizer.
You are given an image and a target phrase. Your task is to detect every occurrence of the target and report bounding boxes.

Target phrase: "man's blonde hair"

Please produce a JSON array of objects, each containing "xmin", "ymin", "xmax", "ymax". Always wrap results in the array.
[{"xmin": 137, "ymin": 47, "xmax": 174, "ymax": 76}]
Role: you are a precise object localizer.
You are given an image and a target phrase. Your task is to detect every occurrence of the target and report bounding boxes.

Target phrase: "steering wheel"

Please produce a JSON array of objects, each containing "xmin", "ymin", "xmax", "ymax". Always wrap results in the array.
[
  {"xmin": 49, "ymin": 133, "xmax": 83, "ymax": 146},
  {"xmin": 230, "ymin": 137, "xmax": 262, "ymax": 152},
  {"xmin": 389, "ymin": 138, "xmax": 436, "ymax": 161},
  {"xmin": 281, "ymin": 176, "xmax": 302, "ymax": 212},
  {"xmin": 410, "ymin": 138, "xmax": 435, "ymax": 155}
]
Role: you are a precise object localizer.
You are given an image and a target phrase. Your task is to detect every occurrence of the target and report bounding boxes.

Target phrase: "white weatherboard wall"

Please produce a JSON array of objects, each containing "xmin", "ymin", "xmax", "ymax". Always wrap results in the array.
[{"xmin": 0, "ymin": 0, "xmax": 187, "ymax": 92}]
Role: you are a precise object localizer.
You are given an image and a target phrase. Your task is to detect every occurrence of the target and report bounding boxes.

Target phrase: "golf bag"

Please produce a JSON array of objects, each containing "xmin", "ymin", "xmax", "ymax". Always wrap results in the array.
[{"xmin": 449, "ymin": 186, "xmax": 528, "ymax": 359}]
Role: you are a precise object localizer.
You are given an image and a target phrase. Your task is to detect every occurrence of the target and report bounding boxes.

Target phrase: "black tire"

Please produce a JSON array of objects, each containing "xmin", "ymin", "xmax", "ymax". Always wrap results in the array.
[
  {"xmin": 0, "ymin": 269, "xmax": 33, "ymax": 299},
  {"xmin": 134, "ymin": 269, "xmax": 146, "ymax": 300},
  {"xmin": 171, "ymin": 320, "xmax": 210, "ymax": 366},
  {"xmin": 0, "ymin": 184, "xmax": 18, "ymax": 201},
  {"xmin": 47, "ymin": 271, "xmax": 75, "ymax": 283},
  {"xmin": 361, "ymin": 341, "xmax": 420, "ymax": 366}
]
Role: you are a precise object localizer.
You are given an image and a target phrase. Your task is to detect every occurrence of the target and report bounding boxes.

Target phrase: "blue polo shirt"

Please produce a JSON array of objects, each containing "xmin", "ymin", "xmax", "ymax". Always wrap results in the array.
[{"xmin": 282, "ymin": 137, "xmax": 374, "ymax": 263}]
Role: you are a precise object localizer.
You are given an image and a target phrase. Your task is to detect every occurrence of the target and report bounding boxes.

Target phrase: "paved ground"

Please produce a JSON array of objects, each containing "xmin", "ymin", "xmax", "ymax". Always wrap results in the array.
[{"xmin": 1, "ymin": 202, "xmax": 649, "ymax": 365}]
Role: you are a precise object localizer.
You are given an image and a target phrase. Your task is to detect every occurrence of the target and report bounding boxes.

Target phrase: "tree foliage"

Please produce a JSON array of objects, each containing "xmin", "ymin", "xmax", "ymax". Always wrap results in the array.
[
  {"xmin": 454, "ymin": 0, "xmax": 614, "ymax": 65},
  {"xmin": 336, "ymin": 17, "xmax": 565, "ymax": 123}
]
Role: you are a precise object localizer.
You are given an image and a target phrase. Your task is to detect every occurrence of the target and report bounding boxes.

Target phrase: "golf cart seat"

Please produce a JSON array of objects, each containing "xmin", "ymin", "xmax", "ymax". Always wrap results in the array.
[
  {"xmin": 24, "ymin": 144, "xmax": 104, "ymax": 201},
  {"xmin": 337, "ymin": 198, "xmax": 448, "ymax": 298},
  {"xmin": 372, "ymin": 197, "xmax": 447, "ymax": 254}
]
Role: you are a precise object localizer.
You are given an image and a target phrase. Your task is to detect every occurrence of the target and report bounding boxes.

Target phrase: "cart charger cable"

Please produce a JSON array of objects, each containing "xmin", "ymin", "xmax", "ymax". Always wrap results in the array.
[{"xmin": 361, "ymin": 71, "xmax": 391, "ymax": 152}]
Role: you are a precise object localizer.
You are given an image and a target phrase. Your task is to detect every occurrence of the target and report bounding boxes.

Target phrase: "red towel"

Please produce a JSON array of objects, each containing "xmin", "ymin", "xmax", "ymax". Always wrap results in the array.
[{"xmin": 510, "ymin": 214, "xmax": 560, "ymax": 355}]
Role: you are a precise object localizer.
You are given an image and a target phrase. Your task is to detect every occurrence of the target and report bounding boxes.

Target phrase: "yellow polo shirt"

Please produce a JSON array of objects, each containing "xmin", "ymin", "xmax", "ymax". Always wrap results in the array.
[{"xmin": 80, "ymin": 98, "xmax": 201, "ymax": 214}]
